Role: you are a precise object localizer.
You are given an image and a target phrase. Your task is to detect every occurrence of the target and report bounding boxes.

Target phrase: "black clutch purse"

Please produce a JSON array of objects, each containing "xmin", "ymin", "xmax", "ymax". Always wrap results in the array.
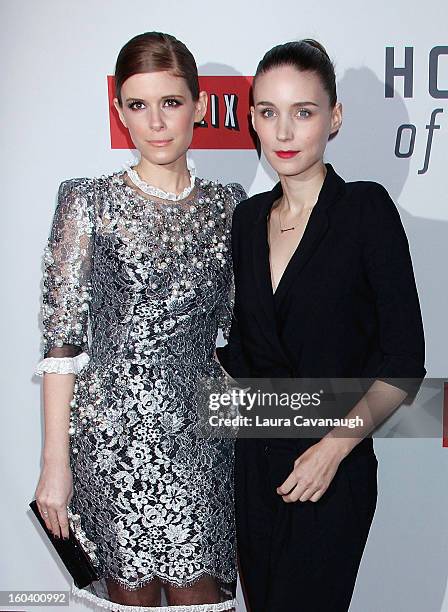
[{"xmin": 29, "ymin": 499, "xmax": 100, "ymax": 588}]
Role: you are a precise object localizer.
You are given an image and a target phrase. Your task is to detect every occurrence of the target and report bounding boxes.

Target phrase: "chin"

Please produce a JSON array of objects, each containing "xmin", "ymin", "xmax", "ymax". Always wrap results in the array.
[
  {"xmin": 142, "ymin": 150, "xmax": 182, "ymax": 166},
  {"xmin": 268, "ymin": 159, "xmax": 303, "ymax": 176},
  {"xmin": 269, "ymin": 155, "xmax": 322, "ymax": 178}
]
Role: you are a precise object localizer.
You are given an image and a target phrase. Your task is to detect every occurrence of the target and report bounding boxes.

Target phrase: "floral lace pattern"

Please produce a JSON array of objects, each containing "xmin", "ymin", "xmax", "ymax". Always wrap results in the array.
[{"xmin": 39, "ymin": 172, "xmax": 246, "ymax": 609}]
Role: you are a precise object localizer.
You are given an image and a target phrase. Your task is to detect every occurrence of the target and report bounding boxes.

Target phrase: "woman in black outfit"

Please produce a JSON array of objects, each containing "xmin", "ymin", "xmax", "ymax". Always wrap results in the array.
[{"xmin": 217, "ymin": 40, "xmax": 425, "ymax": 612}]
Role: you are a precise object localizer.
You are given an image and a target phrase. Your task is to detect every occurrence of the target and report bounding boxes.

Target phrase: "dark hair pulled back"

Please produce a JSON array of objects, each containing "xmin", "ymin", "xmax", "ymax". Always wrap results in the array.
[
  {"xmin": 114, "ymin": 31, "xmax": 199, "ymax": 106},
  {"xmin": 253, "ymin": 39, "xmax": 337, "ymax": 107}
]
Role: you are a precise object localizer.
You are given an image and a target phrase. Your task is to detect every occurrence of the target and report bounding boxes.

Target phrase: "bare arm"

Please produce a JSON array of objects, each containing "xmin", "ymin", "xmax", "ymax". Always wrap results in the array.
[
  {"xmin": 35, "ymin": 373, "xmax": 75, "ymax": 538},
  {"xmin": 42, "ymin": 373, "xmax": 74, "ymax": 464},
  {"xmin": 321, "ymin": 379, "xmax": 407, "ymax": 458}
]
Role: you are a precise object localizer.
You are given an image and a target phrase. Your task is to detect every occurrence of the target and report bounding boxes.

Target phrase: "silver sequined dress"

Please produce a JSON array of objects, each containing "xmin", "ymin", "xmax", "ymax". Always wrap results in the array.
[{"xmin": 38, "ymin": 170, "xmax": 247, "ymax": 611}]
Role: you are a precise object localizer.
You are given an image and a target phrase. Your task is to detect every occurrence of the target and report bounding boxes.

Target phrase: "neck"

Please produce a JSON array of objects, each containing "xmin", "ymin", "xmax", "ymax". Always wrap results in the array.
[
  {"xmin": 134, "ymin": 155, "xmax": 191, "ymax": 195},
  {"xmin": 278, "ymin": 161, "xmax": 327, "ymax": 215}
]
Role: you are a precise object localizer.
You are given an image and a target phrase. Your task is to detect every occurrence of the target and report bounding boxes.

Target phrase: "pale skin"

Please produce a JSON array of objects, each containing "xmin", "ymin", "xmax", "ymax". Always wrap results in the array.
[
  {"xmin": 251, "ymin": 65, "xmax": 407, "ymax": 503},
  {"xmin": 35, "ymin": 71, "xmax": 208, "ymax": 538},
  {"xmin": 36, "ymin": 70, "xmax": 221, "ymax": 607}
]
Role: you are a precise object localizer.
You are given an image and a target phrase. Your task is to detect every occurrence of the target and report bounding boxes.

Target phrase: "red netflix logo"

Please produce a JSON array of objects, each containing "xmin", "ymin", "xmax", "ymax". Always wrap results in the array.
[{"xmin": 108, "ymin": 75, "xmax": 255, "ymax": 150}]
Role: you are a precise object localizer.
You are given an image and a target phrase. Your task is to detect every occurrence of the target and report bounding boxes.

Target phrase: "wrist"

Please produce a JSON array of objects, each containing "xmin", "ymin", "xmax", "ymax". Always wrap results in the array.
[
  {"xmin": 43, "ymin": 452, "xmax": 70, "ymax": 468},
  {"xmin": 319, "ymin": 435, "xmax": 354, "ymax": 462}
]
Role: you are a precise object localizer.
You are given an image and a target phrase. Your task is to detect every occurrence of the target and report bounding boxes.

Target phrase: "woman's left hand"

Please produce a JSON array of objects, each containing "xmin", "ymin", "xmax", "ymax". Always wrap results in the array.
[{"xmin": 276, "ymin": 438, "xmax": 347, "ymax": 503}]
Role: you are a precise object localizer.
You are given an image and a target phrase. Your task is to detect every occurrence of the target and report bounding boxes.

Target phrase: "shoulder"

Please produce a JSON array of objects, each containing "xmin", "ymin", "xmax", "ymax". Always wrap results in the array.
[
  {"xmin": 56, "ymin": 176, "xmax": 99, "ymax": 210},
  {"xmin": 198, "ymin": 177, "xmax": 246, "ymax": 198},
  {"xmin": 56, "ymin": 173, "xmax": 119, "ymax": 213},
  {"xmin": 341, "ymin": 179, "xmax": 408, "ymax": 246},
  {"xmin": 231, "ymin": 188, "xmax": 272, "ymax": 228},
  {"xmin": 57, "ymin": 172, "xmax": 118, "ymax": 197},
  {"xmin": 344, "ymin": 178, "xmax": 390, "ymax": 200},
  {"xmin": 343, "ymin": 179, "xmax": 403, "ymax": 229},
  {"xmin": 223, "ymin": 181, "xmax": 247, "ymax": 203},
  {"xmin": 235, "ymin": 188, "xmax": 270, "ymax": 210},
  {"xmin": 54, "ymin": 176, "xmax": 103, "ymax": 226},
  {"xmin": 198, "ymin": 177, "xmax": 247, "ymax": 212},
  {"xmin": 344, "ymin": 179, "xmax": 395, "ymax": 209}
]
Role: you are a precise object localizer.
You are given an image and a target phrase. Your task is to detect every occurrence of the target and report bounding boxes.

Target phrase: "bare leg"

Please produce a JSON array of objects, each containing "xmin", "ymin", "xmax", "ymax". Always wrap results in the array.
[
  {"xmin": 164, "ymin": 575, "xmax": 222, "ymax": 607},
  {"xmin": 106, "ymin": 577, "xmax": 162, "ymax": 607}
]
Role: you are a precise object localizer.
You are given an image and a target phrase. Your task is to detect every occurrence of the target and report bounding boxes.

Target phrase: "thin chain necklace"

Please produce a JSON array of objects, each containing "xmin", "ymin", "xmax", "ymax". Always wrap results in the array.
[
  {"xmin": 123, "ymin": 161, "xmax": 196, "ymax": 202},
  {"xmin": 278, "ymin": 201, "xmax": 314, "ymax": 233}
]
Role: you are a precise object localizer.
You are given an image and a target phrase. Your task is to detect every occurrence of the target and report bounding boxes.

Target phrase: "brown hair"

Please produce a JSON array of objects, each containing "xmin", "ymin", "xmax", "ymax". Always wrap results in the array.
[
  {"xmin": 114, "ymin": 31, "xmax": 199, "ymax": 106},
  {"xmin": 253, "ymin": 39, "xmax": 337, "ymax": 107}
]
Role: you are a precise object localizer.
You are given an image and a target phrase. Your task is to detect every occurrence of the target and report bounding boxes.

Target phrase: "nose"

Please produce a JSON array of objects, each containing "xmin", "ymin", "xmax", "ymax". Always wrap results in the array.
[
  {"xmin": 276, "ymin": 115, "xmax": 294, "ymax": 142},
  {"xmin": 147, "ymin": 106, "xmax": 166, "ymax": 132}
]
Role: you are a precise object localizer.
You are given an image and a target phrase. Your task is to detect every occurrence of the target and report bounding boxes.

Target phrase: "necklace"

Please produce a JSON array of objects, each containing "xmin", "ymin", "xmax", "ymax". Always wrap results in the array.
[
  {"xmin": 123, "ymin": 161, "xmax": 196, "ymax": 201},
  {"xmin": 278, "ymin": 203, "xmax": 314, "ymax": 233}
]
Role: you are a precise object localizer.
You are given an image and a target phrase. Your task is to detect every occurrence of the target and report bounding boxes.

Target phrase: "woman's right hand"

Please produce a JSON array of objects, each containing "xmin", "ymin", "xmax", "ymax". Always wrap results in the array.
[{"xmin": 35, "ymin": 462, "xmax": 73, "ymax": 539}]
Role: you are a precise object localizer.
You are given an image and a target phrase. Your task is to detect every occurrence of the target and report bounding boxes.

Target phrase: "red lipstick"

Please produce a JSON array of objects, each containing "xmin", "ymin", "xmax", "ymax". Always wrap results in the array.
[{"xmin": 275, "ymin": 150, "xmax": 299, "ymax": 159}]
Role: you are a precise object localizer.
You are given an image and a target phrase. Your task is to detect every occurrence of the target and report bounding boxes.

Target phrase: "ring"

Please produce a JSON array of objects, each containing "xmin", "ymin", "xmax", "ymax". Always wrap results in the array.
[{"xmin": 42, "ymin": 511, "xmax": 49, "ymax": 516}]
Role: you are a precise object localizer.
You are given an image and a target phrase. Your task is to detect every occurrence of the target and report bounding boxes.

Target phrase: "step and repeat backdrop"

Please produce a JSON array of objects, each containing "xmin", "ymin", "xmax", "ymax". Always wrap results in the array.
[{"xmin": 2, "ymin": 0, "xmax": 448, "ymax": 610}]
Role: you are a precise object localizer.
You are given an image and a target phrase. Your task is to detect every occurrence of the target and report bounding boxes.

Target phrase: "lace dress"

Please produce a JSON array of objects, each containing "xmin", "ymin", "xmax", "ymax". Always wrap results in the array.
[{"xmin": 35, "ymin": 170, "xmax": 247, "ymax": 611}]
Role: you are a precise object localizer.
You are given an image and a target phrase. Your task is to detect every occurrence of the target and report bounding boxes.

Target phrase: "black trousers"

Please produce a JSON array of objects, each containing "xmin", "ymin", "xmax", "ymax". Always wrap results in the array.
[{"xmin": 235, "ymin": 437, "xmax": 378, "ymax": 612}]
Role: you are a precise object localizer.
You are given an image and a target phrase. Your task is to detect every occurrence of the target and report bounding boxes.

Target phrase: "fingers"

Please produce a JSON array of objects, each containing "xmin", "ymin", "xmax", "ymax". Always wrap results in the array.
[
  {"xmin": 278, "ymin": 481, "xmax": 324, "ymax": 503},
  {"xmin": 276, "ymin": 458, "xmax": 327, "ymax": 503},
  {"xmin": 309, "ymin": 489, "xmax": 324, "ymax": 502},
  {"xmin": 276, "ymin": 470, "xmax": 311, "ymax": 502},
  {"xmin": 37, "ymin": 502, "xmax": 53, "ymax": 533},
  {"xmin": 276, "ymin": 471, "xmax": 298, "ymax": 497},
  {"xmin": 276, "ymin": 457, "xmax": 307, "ymax": 499},
  {"xmin": 36, "ymin": 500, "xmax": 69, "ymax": 539},
  {"xmin": 47, "ymin": 507, "xmax": 61, "ymax": 539},
  {"xmin": 57, "ymin": 507, "xmax": 70, "ymax": 539},
  {"xmin": 275, "ymin": 440, "xmax": 344, "ymax": 503},
  {"xmin": 297, "ymin": 485, "xmax": 325, "ymax": 502}
]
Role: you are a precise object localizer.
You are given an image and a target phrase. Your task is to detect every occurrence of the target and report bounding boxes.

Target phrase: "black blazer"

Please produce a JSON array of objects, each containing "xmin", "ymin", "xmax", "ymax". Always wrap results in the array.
[{"xmin": 218, "ymin": 164, "xmax": 426, "ymax": 396}]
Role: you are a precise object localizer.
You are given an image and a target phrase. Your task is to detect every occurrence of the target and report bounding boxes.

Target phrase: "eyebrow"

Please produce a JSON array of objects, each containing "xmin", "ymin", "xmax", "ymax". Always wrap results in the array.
[
  {"xmin": 256, "ymin": 100, "xmax": 319, "ymax": 107},
  {"xmin": 125, "ymin": 95, "xmax": 186, "ymax": 102}
]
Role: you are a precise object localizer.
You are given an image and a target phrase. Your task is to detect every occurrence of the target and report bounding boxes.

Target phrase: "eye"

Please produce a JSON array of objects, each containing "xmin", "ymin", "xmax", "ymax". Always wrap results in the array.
[
  {"xmin": 296, "ymin": 108, "xmax": 311, "ymax": 118},
  {"xmin": 163, "ymin": 98, "xmax": 182, "ymax": 108},
  {"xmin": 127, "ymin": 101, "xmax": 145, "ymax": 111},
  {"xmin": 260, "ymin": 108, "xmax": 276, "ymax": 118}
]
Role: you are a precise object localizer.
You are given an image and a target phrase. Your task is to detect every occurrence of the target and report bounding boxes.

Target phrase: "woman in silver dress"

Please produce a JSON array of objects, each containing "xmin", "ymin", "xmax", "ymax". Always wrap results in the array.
[{"xmin": 34, "ymin": 31, "xmax": 246, "ymax": 611}]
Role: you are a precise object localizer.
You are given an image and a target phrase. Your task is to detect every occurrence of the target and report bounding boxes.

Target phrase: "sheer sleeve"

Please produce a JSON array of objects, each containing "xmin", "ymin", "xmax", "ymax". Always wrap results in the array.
[
  {"xmin": 216, "ymin": 182, "xmax": 247, "ymax": 341},
  {"xmin": 35, "ymin": 178, "xmax": 96, "ymax": 376}
]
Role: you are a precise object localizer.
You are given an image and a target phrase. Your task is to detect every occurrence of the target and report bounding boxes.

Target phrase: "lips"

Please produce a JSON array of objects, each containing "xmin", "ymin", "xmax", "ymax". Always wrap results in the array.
[
  {"xmin": 148, "ymin": 139, "xmax": 173, "ymax": 147},
  {"xmin": 275, "ymin": 150, "xmax": 300, "ymax": 159}
]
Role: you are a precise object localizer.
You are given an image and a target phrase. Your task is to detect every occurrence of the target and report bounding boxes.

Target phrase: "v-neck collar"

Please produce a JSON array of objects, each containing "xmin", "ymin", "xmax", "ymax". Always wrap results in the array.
[{"xmin": 250, "ymin": 163, "xmax": 346, "ymax": 359}]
